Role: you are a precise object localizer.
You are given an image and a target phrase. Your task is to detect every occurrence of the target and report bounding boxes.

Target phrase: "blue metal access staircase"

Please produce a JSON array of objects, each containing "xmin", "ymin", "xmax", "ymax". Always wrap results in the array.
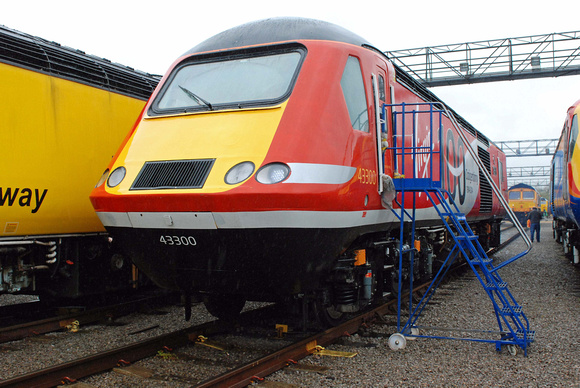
[{"xmin": 380, "ymin": 102, "xmax": 535, "ymax": 355}]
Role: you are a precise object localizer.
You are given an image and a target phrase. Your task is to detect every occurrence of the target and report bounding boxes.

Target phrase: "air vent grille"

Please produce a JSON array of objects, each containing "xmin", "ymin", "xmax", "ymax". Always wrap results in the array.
[
  {"xmin": 478, "ymin": 147, "xmax": 493, "ymax": 213},
  {"xmin": 131, "ymin": 159, "xmax": 215, "ymax": 190}
]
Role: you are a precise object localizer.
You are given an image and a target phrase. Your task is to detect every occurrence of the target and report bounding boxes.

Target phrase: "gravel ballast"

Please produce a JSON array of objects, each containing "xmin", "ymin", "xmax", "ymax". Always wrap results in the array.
[{"xmin": 1, "ymin": 219, "xmax": 579, "ymax": 387}]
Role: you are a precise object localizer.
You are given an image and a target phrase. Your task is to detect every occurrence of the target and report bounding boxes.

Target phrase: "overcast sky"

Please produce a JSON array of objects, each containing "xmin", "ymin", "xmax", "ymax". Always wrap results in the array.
[{"xmin": 3, "ymin": 0, "xmax": 579, "ymax": 174}]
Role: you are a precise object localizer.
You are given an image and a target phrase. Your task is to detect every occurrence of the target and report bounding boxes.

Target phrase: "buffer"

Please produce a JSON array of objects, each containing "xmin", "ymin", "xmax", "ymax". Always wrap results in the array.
[{"xmin": 380, "ymin": 102, "xmax": 535, "ymax": 356}]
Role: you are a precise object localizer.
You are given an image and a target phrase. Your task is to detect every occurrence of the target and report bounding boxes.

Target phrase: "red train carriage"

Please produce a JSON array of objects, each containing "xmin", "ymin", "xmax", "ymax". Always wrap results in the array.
[{"xmin": 90, "ymin": 18, "xmax": 507, "ymax": 323}]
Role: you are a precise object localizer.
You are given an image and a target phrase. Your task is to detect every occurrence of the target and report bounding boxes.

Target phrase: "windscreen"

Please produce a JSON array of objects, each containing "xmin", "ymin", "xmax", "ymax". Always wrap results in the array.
[
  {"xmin": 151, "ymin": 47, "xmax": 304, "ymax": 114},
  {"xmin": 522, "ymin": 191, "xmax": 535, "ymax": 200},
  {"xmin": 509, "ymin": 191, "xmax": 521, "ymax": 200}
]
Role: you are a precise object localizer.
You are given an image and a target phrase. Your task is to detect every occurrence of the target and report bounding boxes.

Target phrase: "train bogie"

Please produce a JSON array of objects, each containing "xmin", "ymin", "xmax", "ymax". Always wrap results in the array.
[{"xmin": 90, "ymin": 18, "xmax": 507, "ymax": 323}]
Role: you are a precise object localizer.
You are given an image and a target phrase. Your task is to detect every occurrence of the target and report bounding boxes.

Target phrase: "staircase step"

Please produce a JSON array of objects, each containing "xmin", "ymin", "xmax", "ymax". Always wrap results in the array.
[
  {"xmin": 441, "ymin": 213, "xmax": 467, "ymax": 221},
  {"xmin": 501, "ymin": 305, "xmax": 523, "ymax": 315},
  {"xmin": 441, "ymin": 211, "xmax": 465, "ymax": 217},
  {"xmin": 516, "ymin": 329, "xmax": 536, "ymax": 342},
  {"xmin": 456, "ymin": 235, "xmax": 479, "ymax": 241},
  {"xmin": 486, "ymin": 281, "xmax": 508, "ymax": 289},
  {"xmin": 471, "ymin": 258, "xmax": 492, "ymax": 265}
]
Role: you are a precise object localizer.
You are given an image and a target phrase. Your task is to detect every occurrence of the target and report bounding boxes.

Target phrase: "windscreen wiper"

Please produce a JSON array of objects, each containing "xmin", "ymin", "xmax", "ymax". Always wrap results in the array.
[{"xmin": 179, "ymin": 85, "xmax": 213, "ymax": 110}]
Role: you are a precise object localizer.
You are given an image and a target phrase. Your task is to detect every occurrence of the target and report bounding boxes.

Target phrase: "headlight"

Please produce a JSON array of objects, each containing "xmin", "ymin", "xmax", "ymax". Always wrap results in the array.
[
  {"xmin": 107, "ymin": 166, "xmax": 126, "ymax": 188},
  {"xmin": 95, "ymin": 169, "xmax": 110, "ymax": 188},
  {"xmin": 225, "ymin": 162, "xmax": 255, "ymax": 185},
  {"xmin": 256, "ymin": 163, "xmax": 290, "ymax": 184}
]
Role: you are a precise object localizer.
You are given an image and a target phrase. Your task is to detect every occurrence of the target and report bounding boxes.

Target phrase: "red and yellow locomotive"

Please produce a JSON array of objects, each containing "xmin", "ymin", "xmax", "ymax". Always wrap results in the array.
[{"xmin": 90, "ymin": 18, "xmax": 507, "ymax": 323}]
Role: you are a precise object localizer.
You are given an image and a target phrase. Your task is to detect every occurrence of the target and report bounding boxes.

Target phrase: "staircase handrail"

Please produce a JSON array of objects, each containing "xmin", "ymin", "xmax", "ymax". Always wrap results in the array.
[{"xmin": 437, "ymin": 103, "xmax": 532, "ymax": 271}]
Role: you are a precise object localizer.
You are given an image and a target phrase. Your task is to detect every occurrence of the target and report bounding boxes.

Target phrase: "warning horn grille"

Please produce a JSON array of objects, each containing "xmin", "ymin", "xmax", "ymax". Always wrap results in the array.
[{"xmin": 131, "ymin": 159, "xmax": 215, "ymax": 190}]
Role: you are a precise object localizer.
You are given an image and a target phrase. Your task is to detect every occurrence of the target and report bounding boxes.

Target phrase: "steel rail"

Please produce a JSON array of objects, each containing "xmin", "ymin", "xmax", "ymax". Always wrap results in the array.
[
  {"xmin": 195, "ymin": 298, "xmax": 400, "ymax": 388},
  {"xmin": 0, "ymin": 329, "xmax": 193, "ymax": 388},
  {"xmin": 0, "ymin": 294, "xmax": 173, "ymax": 344},
  {"xmin": 0, "ymin": 318, "xmax": 234, "ymax": 388},
  {"xmin": 0, "ymin": 304, "xmax": 286, "ymax": 388}
]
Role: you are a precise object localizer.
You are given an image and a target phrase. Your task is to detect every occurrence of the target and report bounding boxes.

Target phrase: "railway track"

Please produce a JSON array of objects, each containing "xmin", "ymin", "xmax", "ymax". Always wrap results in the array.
[
  {"xmin": 0, "ymin": 299, "xmax": 396, "ymax": 388},
  {"xmin": 0, "ymin": 235, "xmax": 518, "ymax": 388},
  {"xmin": 0, "ymin": 305, "xmax": 278, "ymax": 388},
  {"xmin": 0, "ymin": 292, "xmax": 176, "ymax": 344}
]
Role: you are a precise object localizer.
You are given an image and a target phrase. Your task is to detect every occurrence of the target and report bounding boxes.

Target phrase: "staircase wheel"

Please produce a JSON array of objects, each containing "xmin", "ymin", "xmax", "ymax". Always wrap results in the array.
[{"xmin": 388, "ymin": 333, "xmax": 407, "ymax": 350}]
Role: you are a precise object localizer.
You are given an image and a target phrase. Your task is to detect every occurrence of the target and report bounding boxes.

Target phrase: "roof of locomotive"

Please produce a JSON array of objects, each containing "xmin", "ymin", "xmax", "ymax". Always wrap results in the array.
[
  {"xmin": 186, "ymin": 17, "xmax": 371, "ymax": 54},
  {"xmin": 0, "ymin": 25, "xmax": 159, "ymax": 100},
  {"xmin": 184, "ymin": 17, "xmax": 497, "ymax": 151},
  {"xmin": 508, "ymin": 183, "xmax": 537, "ymax": 191}
]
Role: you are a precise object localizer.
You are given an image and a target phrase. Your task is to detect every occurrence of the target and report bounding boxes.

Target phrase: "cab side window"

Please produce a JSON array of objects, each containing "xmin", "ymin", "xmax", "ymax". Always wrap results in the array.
[
  {"xmin": 568, "ymin": 114, "xmax": 578, "ymax": 160},
  {"xmin": 378, "ymin": 74, "xmax": 386, "ymax": 101},
  {"xmin": 341, "ymin": 56, "xmax": 369, "ymax": 132}
]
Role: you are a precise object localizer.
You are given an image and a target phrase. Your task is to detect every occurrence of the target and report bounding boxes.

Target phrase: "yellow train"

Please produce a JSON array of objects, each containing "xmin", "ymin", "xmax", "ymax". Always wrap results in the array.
[
  {"xmin": 0, "ymin": 26, "xmax": 158, "ymax": 302},
  {"xmin": 508, "ymin": 183, "xmax": 541, "ymax": 225},
  {"xmin": 540, "ymin": 197, "xmax": 548, "ymax": 216}
]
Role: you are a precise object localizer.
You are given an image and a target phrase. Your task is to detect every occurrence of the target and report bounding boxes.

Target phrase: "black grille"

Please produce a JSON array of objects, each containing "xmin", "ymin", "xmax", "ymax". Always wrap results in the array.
[
  {"xmin": 131, "ymin": 159, "xmax": 215, "ymax": 190},
  {"xmin": 478, "ymin": 147, "xmax": 493, "ymax": 213},
  {"xmin": 476, "ymin": 132, "xmax": 489, "ymax": 147}
]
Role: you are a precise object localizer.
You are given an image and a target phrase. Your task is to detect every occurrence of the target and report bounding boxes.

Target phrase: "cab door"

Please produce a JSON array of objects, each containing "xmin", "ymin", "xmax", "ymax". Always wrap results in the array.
[{"xmin": 372, "ymin": 59, "xmax": 394, "ymax": 194}]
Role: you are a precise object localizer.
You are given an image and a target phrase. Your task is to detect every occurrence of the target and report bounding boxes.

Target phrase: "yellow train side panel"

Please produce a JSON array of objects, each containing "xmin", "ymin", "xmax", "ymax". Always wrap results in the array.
[{"xmin": 0, "ymin": 63, "xmax": 146, "ymax": 237}]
